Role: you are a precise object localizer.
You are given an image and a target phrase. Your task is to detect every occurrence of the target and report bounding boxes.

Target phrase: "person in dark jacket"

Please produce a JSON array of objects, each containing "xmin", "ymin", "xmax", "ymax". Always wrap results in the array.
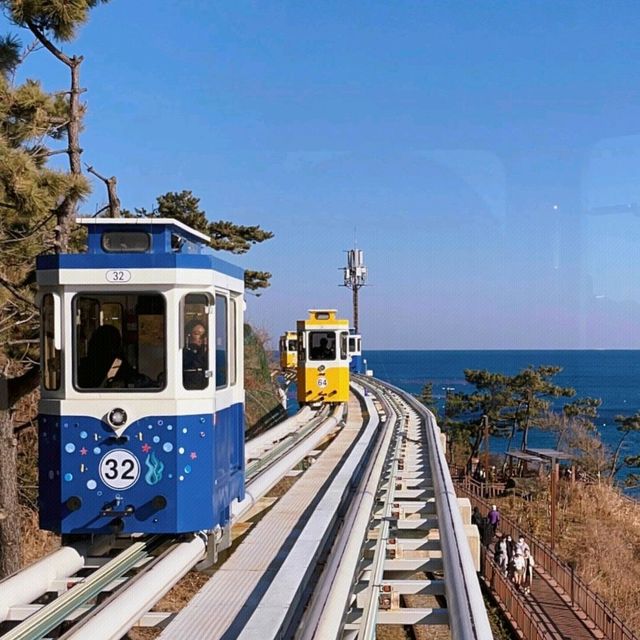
[
  {"xmin": 78, "ymin": 325, "xmax": 136, "ymax": 389},
  {"xmin": 183, "ymin": 321, "xmax": 208, "ymax": 389}
]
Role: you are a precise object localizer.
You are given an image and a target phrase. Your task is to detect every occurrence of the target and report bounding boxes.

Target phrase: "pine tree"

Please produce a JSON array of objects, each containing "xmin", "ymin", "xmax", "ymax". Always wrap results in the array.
[
  {"xmin": 449, "ymin": 366, "xmax": 575, "ymax": 470},
  {"xmin": 418, "ymin": 381, "xmax": 439, "ymax": 419},
  {"xmin": 125, "ymin": 190, "xmax": 274, "ymax": 291},
  {"xmin": 0, "ymin": 0, "xmax": 105, "ymax": 576}
]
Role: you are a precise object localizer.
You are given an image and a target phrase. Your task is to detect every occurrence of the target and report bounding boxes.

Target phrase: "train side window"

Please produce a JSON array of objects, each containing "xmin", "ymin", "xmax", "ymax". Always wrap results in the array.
[
  {"xmin": 216, "ymin": 294, "xmax": 228, "ymax": 388},
  {"xmin": 298, "ymin": 332, "xmax": 306, "ymax": 361},
  {"xmin": 288, "ymin": 339, "xmax": 297, "ymax": 351},
  {"xmin": 229, "ymin": 297, "xmax": 237, "ymax": 386},
  {"xmin": 340, "ymin": 332, "xmax": 348, "ymax": 360},
  {"xmin": 309, "ymin": 331, "xmax": 336, "ymax": 361},
  {"xmin": 349, "ymin": 337, "xmax": 356, "ymax": 353},
  {"xmin": 183, "ymin": 293, "xmax": 210, "ymax": 391},
  {"xmin": 42, "ymin": 294, "xmax": 61, "ymax": 391}
]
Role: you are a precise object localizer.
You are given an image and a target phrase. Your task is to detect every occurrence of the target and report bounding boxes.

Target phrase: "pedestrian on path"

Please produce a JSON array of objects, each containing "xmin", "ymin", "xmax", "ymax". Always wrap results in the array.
[
  {"xmin": 495, "ymin": 534, "xmax": 509, "ymax": 576},
  {"xmin": 512, "ymin": 551, "xmax": 526, "ymax": 589},
  {"xmin": 487, "ymin": 504, "xmax": 501, "ymax": 537},
  {"xmin": 523, "ymin": 549, "xmax": 535, "ymax": 594},
  {"xmin": 515, "ymin": 535, "xmax": 530, "ymax": 556},
  {"xmin": 505, "ymin": 534, "xmax": 515, "ymax": 561}
]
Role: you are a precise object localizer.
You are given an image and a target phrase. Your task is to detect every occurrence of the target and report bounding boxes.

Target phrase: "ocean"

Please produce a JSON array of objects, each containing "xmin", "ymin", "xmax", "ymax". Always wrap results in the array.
[{"xmin": 364, "ymin": 350, "xmax": 640, "ymax": 490}]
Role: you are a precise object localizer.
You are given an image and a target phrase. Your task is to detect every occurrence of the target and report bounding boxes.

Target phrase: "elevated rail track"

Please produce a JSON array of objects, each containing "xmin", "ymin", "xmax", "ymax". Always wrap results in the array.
[{"xmin": 1, "ymin": 378, "xmax": 492, "ymax": 640}]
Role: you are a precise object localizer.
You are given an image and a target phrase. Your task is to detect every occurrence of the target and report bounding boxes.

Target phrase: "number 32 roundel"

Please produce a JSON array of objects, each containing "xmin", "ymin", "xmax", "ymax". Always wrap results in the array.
[{"xmin": 99, "ymin": 449, "xmax": 141, "ymax": 490}]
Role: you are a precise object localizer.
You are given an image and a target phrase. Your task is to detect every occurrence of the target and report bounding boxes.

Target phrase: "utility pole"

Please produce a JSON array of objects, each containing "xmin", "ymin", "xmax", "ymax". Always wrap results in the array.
[{"xmin": 341, "ymin": 248, "xmax": 367, "ymax": 333}]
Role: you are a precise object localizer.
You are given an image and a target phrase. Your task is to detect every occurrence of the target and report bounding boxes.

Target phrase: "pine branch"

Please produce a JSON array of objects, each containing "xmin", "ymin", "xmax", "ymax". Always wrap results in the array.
[{"xmin": 0, "ymin": 275, "xmax": 37, "ymax": 309}]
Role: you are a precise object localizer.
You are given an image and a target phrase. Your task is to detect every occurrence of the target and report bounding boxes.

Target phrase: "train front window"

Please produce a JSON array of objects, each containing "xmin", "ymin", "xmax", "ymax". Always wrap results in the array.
[
  {"xmin": 74, "ymin": 293, "xmax": 165, "ymax": 391},
  {"xmin": 309, "ymin": 331, "xmax": 336, "ymax": 361},
  {"xmin": 288, "ymin": 339, "xmax": 297, "ymax": 351}
]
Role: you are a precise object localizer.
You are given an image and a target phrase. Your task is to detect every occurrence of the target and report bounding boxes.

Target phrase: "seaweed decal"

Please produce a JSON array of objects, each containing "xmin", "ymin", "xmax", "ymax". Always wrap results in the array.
[{"xmin": 144, "ymin": 452, "xmax": 165, "ymax": 485}]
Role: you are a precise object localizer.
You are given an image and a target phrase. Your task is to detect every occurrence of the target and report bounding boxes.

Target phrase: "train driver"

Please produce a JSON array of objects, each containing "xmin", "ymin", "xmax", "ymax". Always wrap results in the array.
[
  {"xmin": 311, "ymin": 335, "xmax": 335, "ymax": 360},
  {"xmin": 183, "ymin": 320, "xmax": 208, "ymax": 389}
]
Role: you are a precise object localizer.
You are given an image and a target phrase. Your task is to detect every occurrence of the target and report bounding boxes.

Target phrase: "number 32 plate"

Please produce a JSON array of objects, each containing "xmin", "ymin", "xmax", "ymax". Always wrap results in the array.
[
  {"xmin": 106, "ymin": 270, "xmax": 131, "ymax": 283},
  {"xmin": 99, "ymin": 449, "xmax": 141, "ymax": 490}
]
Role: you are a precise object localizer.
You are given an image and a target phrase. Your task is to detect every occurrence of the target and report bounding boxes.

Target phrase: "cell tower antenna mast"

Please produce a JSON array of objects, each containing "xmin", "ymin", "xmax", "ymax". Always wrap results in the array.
[{"xmin": 342, "ymin": 247, "xmax": 367, "ymax": 333}]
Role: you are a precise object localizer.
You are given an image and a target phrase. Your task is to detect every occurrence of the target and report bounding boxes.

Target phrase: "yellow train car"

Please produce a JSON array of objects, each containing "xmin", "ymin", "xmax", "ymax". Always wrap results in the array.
[
  {"xmin": 279, "ymin": 331, "xmax": 298, "ymax": 370},
  {"xmin": 297, "ymin": 309, "xmax": 350, "ymax": 405}
]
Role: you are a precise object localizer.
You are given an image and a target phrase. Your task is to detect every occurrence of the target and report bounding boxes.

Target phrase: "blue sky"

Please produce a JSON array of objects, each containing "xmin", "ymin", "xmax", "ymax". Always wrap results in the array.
[{"xmin": 11, "ymin": 1, "xmax": 640, "ymax": 348}]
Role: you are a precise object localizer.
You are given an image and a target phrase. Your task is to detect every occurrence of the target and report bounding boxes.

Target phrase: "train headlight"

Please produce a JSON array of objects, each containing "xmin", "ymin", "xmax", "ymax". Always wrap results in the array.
[
  {"xmin": 66, "ymin": 496, "xmax": 82, "ymax": 512},
  {"xmin": 108, "ymin": 408, "xmax": 128, "ymax": 428},
  {"xmin": 317, "ymin": 365, "xmax": 326, "ymax": 373}
]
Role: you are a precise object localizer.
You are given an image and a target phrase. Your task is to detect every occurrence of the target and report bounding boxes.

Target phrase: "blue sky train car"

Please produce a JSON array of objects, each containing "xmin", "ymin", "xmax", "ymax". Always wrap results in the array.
[{"xmin": 37, "ymin": 218, "xmax": 245, "ymax": 540}]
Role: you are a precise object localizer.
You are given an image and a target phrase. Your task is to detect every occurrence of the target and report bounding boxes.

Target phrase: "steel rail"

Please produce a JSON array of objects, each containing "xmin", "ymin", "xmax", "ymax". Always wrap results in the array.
[
  {"xmin": 245, "ymin": 405, "xmax": 329, "ymax": 481},
  {"xmin": 2, "ymin": 536, "xmax": 165, "ymax": 640},
  {"xmin": 297, "ymin": 381, "xmax": 395, "ymax": 639},
  {"xmin": 370, "ymin": 376, "xmax": 493, "ymax": 640},
  {"xmin": 59, "ymin": 535, "xmax": 207, "ymax": 640},
  {"xmin": 358, "ymin": 389, "xmax": 406, "ymax": 638},
  {"xmin": 232, "ymin": 403, "xmax": 345, "ymax": 520},
  {"xmin": 244, "ymin": 405, "xmax": 313, "ymax": 462},
  {"xmin": 0, "ymin": 547, "xmax": 85, "ymax": 623}
]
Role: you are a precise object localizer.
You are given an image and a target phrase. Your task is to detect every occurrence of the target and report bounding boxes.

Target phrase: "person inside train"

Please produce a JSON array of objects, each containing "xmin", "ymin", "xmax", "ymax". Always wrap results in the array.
[
  {"xmin": 183, "ymin": 320, "xmax": 208, "ymax": 389},
  {"xmin": 311, "ymin": 336, "xmax": 335, "ymax": 360},
  {"xmin": 77, "ymin": 324, "xmax": 137, "ymax": 388}
]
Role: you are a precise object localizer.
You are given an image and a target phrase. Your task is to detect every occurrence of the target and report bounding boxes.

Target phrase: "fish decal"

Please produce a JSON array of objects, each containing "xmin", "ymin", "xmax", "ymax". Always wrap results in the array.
[{"xmin": 144, "ymin": 452, "xmax": 164, "ymax": 485}]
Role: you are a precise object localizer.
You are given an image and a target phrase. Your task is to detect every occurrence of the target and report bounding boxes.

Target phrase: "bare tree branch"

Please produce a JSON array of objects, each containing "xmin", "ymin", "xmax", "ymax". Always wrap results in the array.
[
  {"xmin": 24, "ymin": 20, "xmax": 75, "ymax": 67},
  {"xmin": 86, "ymin": 164, "xmax": 121, "ymax": 218}
]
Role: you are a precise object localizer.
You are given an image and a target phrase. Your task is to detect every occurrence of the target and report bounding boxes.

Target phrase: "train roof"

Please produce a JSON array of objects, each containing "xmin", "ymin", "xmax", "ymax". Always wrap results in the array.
[
  {"xmin": 36, "ymin": 217, "xmax": 244, "ymax": 281},
  {"xmin": 300, "ymin": 309, "xmax": 349, "ymax": 326},
  {"xmin": 77, "ymin": 217, "xmax": 211, "ymax": 243}
]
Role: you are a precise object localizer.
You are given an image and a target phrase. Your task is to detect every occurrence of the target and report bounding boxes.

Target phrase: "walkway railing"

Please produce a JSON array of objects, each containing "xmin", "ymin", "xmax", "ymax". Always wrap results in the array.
[{"xmin": 457, "ymin": 485, "xmax": 639, "ymax": 640}]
